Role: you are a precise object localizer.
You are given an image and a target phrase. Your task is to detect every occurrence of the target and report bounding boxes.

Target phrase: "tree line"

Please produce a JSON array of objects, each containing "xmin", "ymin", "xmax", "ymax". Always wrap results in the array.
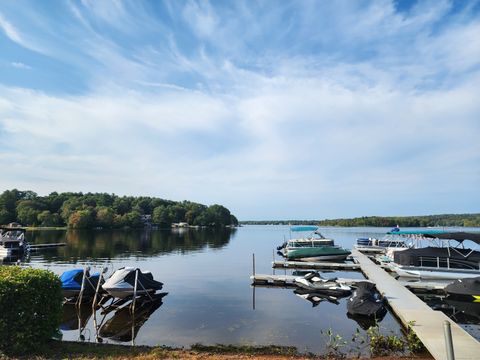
[
  {"xmin": 0, "ymin": 189, "xmax": 238, "ymax": 229},
  {"xmin": 241, "ymin": 213, "xmax": 480, "ymax": 227}
]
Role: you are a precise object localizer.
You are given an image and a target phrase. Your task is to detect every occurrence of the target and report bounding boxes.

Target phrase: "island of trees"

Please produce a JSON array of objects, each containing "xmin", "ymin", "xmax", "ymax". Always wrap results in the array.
[
  {"xmin": 241, "ymin": 213, "xmax": 480, "ymax": 227},
  {"xmin": 0, "ymin": 189, "xmax": 238, "ymax": 229}
]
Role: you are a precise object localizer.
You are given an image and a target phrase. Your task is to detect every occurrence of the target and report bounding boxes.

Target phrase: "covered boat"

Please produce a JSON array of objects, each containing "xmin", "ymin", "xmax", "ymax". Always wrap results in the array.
[
  {"xmin": 60, "ymin": 268, "xmax": 102, "ymax": 299},
  {"xmin": 102, "ymin": 267, "xmax": 163, "ymax": 299},
  {"xmin": 389, "ymin": 231, "xmax": 480, "ymax": 279},
  {"xmin": 293, "ymin": 271, "xmax": 351, "ymax": 297},
  {"xmin": 280, "ymin": 226, "xmax": 350, "ymax": 262},
  {"xmin": 347, "ymin": 281, "xmax": 386, "ymax": 318},
  {"xmin": 445, "ymin": 277, "xmax": 480, "ymax": 301}
]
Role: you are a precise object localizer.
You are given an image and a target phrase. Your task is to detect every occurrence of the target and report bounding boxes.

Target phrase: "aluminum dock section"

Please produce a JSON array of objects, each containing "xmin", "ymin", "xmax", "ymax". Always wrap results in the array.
[
  {"xmin": 351, "ymin": 249, "xmax": 480, "ymax": 360},
  {"xmin": 251, "ymin": 274, "xmax": 369, "ymax": 287},
  {"xmin": 272, "ymin": 260, "xmax": 361, "ymax": 270}
]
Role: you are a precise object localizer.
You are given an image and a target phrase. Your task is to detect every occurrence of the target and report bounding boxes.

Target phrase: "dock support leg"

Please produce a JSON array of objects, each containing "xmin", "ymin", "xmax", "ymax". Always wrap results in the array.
[{"xmin": 444, "ymin": 320, "xmax": 455, "ymax": 360}]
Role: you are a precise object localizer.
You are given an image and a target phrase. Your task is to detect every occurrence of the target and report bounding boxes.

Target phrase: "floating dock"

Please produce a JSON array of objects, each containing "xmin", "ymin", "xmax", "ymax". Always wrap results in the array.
[
  {"xmin": 272, "ymin": 259, "xmax": 361, "ymax": 270},
  {"xmin": 28, "ymin": 243, "xmax": 66, "ymax": 251},
  {"xmin": 351, "ymin": 249, "xmax": 480, "ymax": 360},
  {"xmin": 251, "ymin": 274, "xmax": 369, "ymax": 288}
]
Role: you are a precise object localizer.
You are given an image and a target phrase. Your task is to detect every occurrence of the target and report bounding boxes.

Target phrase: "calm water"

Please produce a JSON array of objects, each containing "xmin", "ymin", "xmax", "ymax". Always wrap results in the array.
[{"xmin": 10, "ymin": 226, "xmax": 480, "ymax": 353}]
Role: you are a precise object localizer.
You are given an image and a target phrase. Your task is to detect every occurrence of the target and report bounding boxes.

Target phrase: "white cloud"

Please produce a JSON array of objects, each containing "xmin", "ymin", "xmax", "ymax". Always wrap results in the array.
[{"xmin": 11, "ymin": 62, "xmax": 31, "ymax": 69}]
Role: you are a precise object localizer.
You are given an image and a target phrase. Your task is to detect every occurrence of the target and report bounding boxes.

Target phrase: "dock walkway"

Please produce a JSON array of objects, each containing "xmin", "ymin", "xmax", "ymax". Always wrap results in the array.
[{"xmin": 351, "ymin": 249, "xmax": 480, "ymax": 360}]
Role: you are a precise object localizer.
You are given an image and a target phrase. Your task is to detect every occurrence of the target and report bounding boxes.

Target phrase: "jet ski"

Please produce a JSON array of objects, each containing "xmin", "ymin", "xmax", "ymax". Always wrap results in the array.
[
  {"xmin": 102, "ymin": 267, "xmax": 163, "ymax": 299},
  {"xmin": 60, "ymin": 268, "xmax": 103, "ymax": 300},
  {"xmin": 293, "ymin": 271, "xmax": 352, "ymax": 297},
  {"xmin": 347, "ymin": 281, "xmax": 387, "ymax": 318},
  {"xmin": 445, "ymin": 277, "xmax": 480, "ymax": 301}
]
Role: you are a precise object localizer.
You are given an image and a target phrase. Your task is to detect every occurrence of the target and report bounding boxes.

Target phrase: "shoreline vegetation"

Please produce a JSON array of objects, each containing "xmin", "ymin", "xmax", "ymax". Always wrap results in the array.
[
  {"xmin": 241, "ymin": 213, "xmax": 480, "ymax": 227},
  {"xmin": 0, "ymin": 189, "xmax": 238, "ymax": 230},
  {"xmin": 9, "ymin": 340, "xmax": 434, "ymax": 360}
]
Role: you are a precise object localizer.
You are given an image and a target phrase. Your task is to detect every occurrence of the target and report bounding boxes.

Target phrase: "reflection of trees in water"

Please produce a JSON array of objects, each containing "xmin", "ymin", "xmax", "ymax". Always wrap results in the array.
[{"xmin": 28, "ymin": 228, "xmax": 236, "ymax": 261}]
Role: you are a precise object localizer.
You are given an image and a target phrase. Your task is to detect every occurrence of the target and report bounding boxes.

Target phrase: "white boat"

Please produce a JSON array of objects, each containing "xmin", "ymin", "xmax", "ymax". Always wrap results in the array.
[
  {"xmin": 0, "ymin": 227, "xmax": 27, "ymax": 256},
  {"xmin": 293, "ymin": 271, "xmax": 352, "ymax": 297},
  {"xmin": 102, "ymin": 267, "xmax": 163, "ymax": 299}
]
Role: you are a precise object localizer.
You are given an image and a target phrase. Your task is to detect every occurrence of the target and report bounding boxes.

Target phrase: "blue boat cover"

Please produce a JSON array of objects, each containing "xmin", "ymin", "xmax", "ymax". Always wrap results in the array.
[
  {"xmin": 60, "ymin": 269, "xmax": 83, "ymax": 290},
  {"xmin": 291, "ymin": 226, "xmax": 318, "ymax": 232}
]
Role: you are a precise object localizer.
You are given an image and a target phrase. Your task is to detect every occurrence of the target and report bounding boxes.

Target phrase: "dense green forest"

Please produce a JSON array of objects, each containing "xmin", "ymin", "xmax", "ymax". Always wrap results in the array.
[
  {"xmin": 241, "ymin": 213, "xmax": 480, "ymax": 227},
  {"xmin": 0, "ymin": 189, "xmax": 238, "ymax": 229}
]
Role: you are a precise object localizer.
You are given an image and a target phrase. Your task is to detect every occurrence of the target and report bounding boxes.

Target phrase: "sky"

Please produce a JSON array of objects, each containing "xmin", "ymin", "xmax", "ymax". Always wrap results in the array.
[{"xmin": 0, "ymin": 0, "xmax": 479, "ymax": 220}]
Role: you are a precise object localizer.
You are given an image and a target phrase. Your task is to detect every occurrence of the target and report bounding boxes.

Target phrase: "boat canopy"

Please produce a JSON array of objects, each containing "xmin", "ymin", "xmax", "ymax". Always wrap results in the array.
[
  {"xmin": 386, "ymin": 230, "xmax": 480, "ymax": 244},
  {"xmin": 290, "ymin": 226, "xmax": 318, "ymax": 232}
]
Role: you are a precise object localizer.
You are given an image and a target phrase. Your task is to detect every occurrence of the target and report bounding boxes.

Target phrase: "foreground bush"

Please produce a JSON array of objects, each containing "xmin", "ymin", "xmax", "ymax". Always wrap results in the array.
[{"xmin": 0, "ymin": 266, "xmax": 62, "ymax": 354}]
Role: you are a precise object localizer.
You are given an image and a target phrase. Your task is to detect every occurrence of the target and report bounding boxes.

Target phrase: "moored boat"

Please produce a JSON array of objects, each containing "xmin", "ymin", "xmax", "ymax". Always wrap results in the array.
[
  {"xmin": 388, "ymin": 231, "xmax": 480, "ymax": 280},
  {"xmin": 0, "ymin": 227, "xmax": 27, "ymax": 256},
  {"xmin": 293, "ymin": 271, "xmax": 352, "ymax": 297},
  {"xmin": 60, "ymin": 268, "xmax": 103, "ymax": 299},
  {"xmin": 102, "ymin": 267, "xmax": 163, "ymax": 299},
  {"xmin": 279, "ymin": 226, "xmax": 350, "ymax": 262},
  {"xmin": 347, "ymin": 281, "xmax": 386, "ymax": 318},
  {"xmin": 445, "ymin": 277, "xmax": 480, "ymax": 301}
]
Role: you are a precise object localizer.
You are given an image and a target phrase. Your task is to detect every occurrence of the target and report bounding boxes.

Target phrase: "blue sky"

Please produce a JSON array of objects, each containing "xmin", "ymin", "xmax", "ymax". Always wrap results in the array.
[{"xmin": 0, "ymin": 0, "xmax": 479, "ymax": 220}]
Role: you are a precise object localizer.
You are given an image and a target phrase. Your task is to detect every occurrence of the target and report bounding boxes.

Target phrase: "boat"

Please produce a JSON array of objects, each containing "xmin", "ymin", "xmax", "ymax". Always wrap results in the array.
[
  {"xmin": 60, "ymin": 268, "xmax": 103, "ymax": 299},
  {"xmin": 445, "ymin": 277, "xmax": 480, "ymax": 301},
  {"xmin": 102, "ymin": 267, "xmax": 163, "ymax": 299},
  {"xmin": 388, "ymin": 231, "xmax": 480, "ymax": 280},
  {"xmin": 355, "ymin": 236, "xmax": 409, "ymax": 253},
  {"xmin": 293, "ymin": 271, "xmax": 352, "ymax": 297},
  {"xmin": 278, "ymin": 226, "xmax": 351, "ymax": 261},
  {"xmin": 347, "ymin": 281, "xmax": 387, "ymax": 318},
  {"xmin": 0, "ymin": 227, "xmax": 27, "ymax": 256}
]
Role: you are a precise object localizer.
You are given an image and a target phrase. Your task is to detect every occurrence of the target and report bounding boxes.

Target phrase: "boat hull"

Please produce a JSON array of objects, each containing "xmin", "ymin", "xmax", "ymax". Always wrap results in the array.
[
  {"xmin": 391, "ymin": 264, "xmax": 480, "ymax": 280},
  {"xmin": 285, "ymin": 248, "xmax": 351, "ymax": 262},
  {"xmin": 103, "ymin": 288, "xmax": 155, "ymax": 299}
]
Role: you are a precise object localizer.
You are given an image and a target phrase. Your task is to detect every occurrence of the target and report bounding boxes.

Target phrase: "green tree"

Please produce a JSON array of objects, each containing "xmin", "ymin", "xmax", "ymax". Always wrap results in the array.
[
  {"xmin": 95, "ymin": 206, "xmax": 115, "ymax": 228},
  {"xmin": 153, "ymin": 206, "xmax": 172, "ymax": 227},
  {"xmin": 68, "ymin": 209, "xmax": 94, "ymax": 229}
]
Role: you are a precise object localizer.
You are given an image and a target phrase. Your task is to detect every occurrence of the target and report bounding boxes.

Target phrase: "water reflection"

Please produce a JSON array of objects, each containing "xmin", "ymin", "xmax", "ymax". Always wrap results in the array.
[
  {"xmin": 27, "ymin": 228, "xmax": 236, "ymax": 262},
  {"xmin": 61, "ymin": 293, "xmax": 167, "ymax": 345},
  {"xmin": 60, "ymin": 303, "xmax": 93, "ymax": 341},
  {"xmin": 98, "ymin": 293, "xmax": 167, "ymax": 344}
]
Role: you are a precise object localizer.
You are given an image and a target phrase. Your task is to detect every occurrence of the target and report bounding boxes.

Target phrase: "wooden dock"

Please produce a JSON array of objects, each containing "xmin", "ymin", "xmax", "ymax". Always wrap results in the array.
[
  {"xmin": 351, "ymin": 249, "xmax": 480, "ymax": 360},
  {"xmin": 28, "ymin": 243, "xmax": 66, "ymax": 251},
  {"xmin": 272, "ymin": 260, "xmax": 361, "ymax": 270}
]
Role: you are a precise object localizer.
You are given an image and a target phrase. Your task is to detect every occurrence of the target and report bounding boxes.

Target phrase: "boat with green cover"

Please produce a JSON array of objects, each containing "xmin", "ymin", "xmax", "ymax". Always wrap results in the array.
[{"xmin": 278, "ymin": 226, "xmax": 351, "ymax": 261}]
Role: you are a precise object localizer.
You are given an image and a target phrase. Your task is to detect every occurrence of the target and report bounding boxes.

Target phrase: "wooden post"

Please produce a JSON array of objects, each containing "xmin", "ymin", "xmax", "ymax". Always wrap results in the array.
[{"xmin": 252, "ymin": 253, "xmax": 255, "ymax": 277}]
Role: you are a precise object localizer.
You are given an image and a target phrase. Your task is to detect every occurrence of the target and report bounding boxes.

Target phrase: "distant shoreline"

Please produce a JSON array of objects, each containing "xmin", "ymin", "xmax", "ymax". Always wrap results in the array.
[{"xmin": 240, "ymin": 213, "xmax": 480, "ymax": 227}]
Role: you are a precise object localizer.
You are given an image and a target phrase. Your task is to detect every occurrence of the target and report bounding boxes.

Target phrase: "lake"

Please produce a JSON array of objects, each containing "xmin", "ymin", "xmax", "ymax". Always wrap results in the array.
[{"xmin": 11, "ymin": 225, "xmax": 480, "ymax": 354}]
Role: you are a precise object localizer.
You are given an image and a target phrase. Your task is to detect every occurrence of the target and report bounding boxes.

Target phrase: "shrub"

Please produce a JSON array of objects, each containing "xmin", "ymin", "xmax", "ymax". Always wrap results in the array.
[{"xmin": 0, "ymin": 266, "xmax": 62, "ymax": 355}]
